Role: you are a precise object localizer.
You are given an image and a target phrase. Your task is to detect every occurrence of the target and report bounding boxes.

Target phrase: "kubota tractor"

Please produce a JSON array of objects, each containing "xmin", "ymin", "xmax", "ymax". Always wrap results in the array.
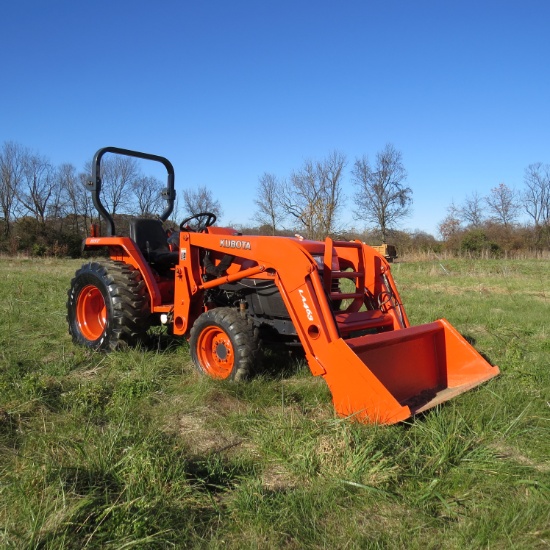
[{"xmin": 67, "ymin": 147, "xmax": 499, "ymax": 425}]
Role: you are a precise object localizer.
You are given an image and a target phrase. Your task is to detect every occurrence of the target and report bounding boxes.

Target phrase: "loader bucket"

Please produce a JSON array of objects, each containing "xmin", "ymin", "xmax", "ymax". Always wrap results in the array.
[{"xmin": 320, "ymin": 319, "xmax": 499, "ymax": 425}]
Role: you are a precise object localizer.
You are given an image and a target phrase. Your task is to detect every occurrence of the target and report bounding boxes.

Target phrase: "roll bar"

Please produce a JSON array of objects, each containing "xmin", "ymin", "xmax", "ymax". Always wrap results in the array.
[{"xmin": 87, "ymin": 146, "xmax": 176, "ymax": 236}]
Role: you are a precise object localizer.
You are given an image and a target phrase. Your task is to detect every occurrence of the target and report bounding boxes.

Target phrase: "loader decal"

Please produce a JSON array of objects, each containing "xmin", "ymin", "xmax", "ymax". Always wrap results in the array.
[
  {"xmin": 298, "ymin": 289, "xmax": 314, "ymax": 321},
  {"xmin": 219, "ymin": 239, "xmax": 251, "ymax": 250}
]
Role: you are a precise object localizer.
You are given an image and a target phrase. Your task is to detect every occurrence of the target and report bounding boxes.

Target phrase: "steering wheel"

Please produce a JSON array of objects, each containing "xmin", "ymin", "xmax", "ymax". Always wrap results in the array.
[{"xmin": 179, "ymin": 212, "xmax": 217, "ymax": 232}]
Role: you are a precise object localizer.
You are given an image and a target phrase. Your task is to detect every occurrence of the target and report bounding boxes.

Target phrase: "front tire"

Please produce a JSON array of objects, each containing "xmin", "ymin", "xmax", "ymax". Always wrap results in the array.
[
  {"xmin": 67, "ymin": 261, "xmax": 150, "ymax": 351},
  {"xmin": 189, "ymin": 308, "xmax": 259, "ymax": 381}
]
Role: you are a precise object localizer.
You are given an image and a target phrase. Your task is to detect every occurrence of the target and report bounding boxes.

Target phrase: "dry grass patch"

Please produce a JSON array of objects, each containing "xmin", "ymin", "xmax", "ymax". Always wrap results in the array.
[
  {"xmin": 201, "ymin": 388, "xmax": 251, "ymax": 416},
  {"xmin": 177, "ymin": 410, "xmax": 243, "ymax": 456},
  {"xmin": 260, "ymin": 462, "xmax": 299, "ymax": 491},
  {"xmin": 173, "ymin": 393, "xmax": 260, "ymax": 459},
  {"xmin": 490, "ymin": 442, "xmax": 550, "ymax": 473}
]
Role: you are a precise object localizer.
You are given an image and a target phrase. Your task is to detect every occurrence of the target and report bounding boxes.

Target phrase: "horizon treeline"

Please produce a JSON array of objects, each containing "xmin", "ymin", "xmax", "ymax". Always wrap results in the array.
[{"xmin": 1, "ymin": 140, "xmax": 548, "ymax": 258}]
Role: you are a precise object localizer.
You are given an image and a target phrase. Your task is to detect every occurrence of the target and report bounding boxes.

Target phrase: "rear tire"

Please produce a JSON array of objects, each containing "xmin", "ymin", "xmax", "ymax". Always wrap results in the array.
[
  {"xmin": 67, "ymin": 261, "xmax": 150, "ymax": 351},
  {"xmin": 190, "ymin": 308, "xmax": 259, "ymax": 381}
]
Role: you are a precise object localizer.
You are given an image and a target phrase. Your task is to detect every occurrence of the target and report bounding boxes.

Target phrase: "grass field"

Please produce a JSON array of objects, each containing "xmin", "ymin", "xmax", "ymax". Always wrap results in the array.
[{"xmin": 0, "ymin": 257, "xmax": 548, "ymax": 549}]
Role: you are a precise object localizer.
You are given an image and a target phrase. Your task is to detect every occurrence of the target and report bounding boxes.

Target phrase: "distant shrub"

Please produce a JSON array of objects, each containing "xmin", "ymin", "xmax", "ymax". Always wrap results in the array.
[{"xmin": 460, "ymin": 229, "xmax": 501, "ymax": 257}]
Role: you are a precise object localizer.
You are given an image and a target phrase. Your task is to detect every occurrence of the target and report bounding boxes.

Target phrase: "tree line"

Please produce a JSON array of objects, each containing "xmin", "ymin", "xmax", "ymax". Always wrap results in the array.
[
  {"xmin": 253, "ymin": 143, "xmax": 411, "ymax": 243},
  {"xmin": 436, "ymin": 165, "xmax": 550, "ymax": 255},
  {"xmin": 252, "ymin": 145, "xmax": 549, "ymax": 255},
  {"xmin": 1, "ymin": 140, "xmax": 549, "ymax": 257},
  {"xmin": 0, "ymin": 141, "xmax": 222, "ymax": 256}
]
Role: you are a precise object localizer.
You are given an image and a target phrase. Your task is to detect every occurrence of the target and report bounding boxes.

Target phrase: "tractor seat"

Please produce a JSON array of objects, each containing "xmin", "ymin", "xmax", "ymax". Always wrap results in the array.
[{"xmin": 129, "ymin": 218, "xmax": 179, "ymax": 268}]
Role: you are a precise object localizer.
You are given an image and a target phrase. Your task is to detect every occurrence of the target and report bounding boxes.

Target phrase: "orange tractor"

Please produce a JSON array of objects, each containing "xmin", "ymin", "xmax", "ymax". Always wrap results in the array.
[{"xmin": 67, "ymin": 147, "xmax": 499, "ymax": 425}]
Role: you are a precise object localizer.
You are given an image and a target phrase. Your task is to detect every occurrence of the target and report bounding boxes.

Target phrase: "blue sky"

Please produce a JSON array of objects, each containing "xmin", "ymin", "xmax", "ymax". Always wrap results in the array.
[{"xmin": 2, "ymin": 1, "xmax": 549, "ymax": 235}]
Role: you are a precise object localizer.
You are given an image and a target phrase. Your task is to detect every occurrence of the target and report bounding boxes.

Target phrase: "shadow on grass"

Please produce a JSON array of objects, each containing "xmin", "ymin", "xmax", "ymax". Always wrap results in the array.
[
  {"xmin": 462, "ymin": 333, "xmax": 497, "ymax": 366},
  {"xmin": 185, "ymin": 454, "xmax": 256, "ymax": 494},
  {"xmin": 255, "ymin": 344, "xmax": 308, "ymax": 380},
  {"xmin": 142, "ymin": 328, "xmax": 187, "ymax": 353},
  {"xmin": 34, "ymin": 443, "xmax": 255, "ymax": 546}
]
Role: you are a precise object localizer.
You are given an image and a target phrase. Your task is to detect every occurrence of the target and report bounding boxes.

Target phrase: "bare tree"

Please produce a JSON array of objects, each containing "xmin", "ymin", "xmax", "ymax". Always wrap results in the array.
[
  {"xmin": 438, "ymin": 202, "xmax": 462, "ymax": 242},
  {"xmin": 56, "ymin": 163, "xmax": 93, "ymax": 234},
  {"xmin": 48, "ymin": 164, "xmax": 69, "ymax": 222},
  {"xmin": 78, "ymin": 170, "xmax": 95, "ymax": 229},
  {"xmin": 460, "ymin": 191, "xmax": 485, "ymax": 228},
  {"xmin": 169, "ymin": 193, "xmax": 183, "ymax": 226},
  {"xmin": 100, "ymin": 155, "xmax": 140, "ymax": 216},
  {"xmin": 0, "ymin": 141, "xmax": 26, "ymax": 236},
  {"xmin": 254, "ymin": 172, "xmax": 284, "ymax": 235},
  {"xmin": 485, "ymin": 183, "xmax": 520, "ymax": 227},
  {"xmin": 280, "ymin": 151, "xmax": 346, "ymax": 240},
  {"xmin": 523, "ymin": 163, "xmax": 550, "ymax": 229},
  {"xmin": 317, "ymin": 151, "xmax": 347, "ymax": 237},
  {"xmin": 132, "ymin": 175, "xmax": 164, "ymax": 217},
  {"xmin": 352, "ymin": 143, "xmax": 411, "ymax": 242},
  {"xmin": 18, "ymin": 152, "xmax": 55, "ymax": 224},
  {"xmin": 182, "ymin": 185, "xmax": 222, "ymax": 220},
  {"xmin": 280, "ymin": 162, "xmax": 317, "ymax": 239}
]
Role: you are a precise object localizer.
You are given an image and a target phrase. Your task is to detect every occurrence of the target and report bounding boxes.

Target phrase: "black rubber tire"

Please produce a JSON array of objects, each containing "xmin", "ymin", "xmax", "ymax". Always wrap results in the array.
[
  {"xmin": 189, "ymin": 307, "xmax": 259, "ymax": 381},
  {"xmin": 67, "ymin": 260, "xmax": 150, "ymax": 351}
]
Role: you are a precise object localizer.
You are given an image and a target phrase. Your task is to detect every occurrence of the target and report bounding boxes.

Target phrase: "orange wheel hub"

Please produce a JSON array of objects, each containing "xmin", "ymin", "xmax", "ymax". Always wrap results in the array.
[
  {"xmin": 196, "ymin": 326, "xmax": 234, "ymax": 379},
  {"xmin": 76, "ymin": 285, "xmax": 107, "ymax": 341}
]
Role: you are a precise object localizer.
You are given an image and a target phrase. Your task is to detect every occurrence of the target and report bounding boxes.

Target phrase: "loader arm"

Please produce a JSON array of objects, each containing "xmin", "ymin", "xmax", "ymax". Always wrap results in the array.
[
  {"xmin": 277, "ymin": 245, "xmax": 498, "ymax": 424},
  {"xmin": 172, "ymin": 232, "xmax": 499, "ymax": 425}
]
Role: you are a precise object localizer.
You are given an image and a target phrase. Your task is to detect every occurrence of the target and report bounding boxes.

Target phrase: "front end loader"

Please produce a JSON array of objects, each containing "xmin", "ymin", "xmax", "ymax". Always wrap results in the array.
[{"xmin": 67, "ymin": 147, "xmax": 499, "ymax": 425}]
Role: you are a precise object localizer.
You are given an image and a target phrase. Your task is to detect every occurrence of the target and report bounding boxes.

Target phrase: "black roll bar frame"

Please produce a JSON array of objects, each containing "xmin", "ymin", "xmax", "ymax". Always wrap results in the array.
[{"xmin": 87, "ymin": 146, "xmax": 176, "ymax": 236}]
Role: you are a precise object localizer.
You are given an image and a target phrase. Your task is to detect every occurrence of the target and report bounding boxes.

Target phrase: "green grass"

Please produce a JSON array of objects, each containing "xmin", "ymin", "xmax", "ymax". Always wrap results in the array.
[{"xmin": 0, "ymin": 257, "xmax": 548, "ymax": 548}]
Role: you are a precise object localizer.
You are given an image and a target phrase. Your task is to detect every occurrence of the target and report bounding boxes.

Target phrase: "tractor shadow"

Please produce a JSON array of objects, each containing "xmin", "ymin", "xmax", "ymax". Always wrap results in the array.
[
  {"xmin": 254, "ymin": 345, "xmax": 308, "ymax": 380},
  {"xmin": 462, "ymin": 333, "xmax": 497, "ymax": 366},
  {"xmin": 142, "ymin": 328, "xmax": 187, "ymax": 353}
]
